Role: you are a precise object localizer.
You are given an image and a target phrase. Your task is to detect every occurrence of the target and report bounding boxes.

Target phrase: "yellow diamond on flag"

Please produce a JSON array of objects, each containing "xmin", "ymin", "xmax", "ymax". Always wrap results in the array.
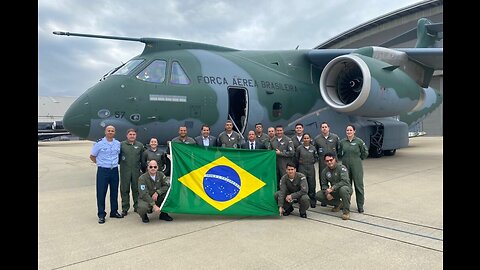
[{"xmin": 178, "ymin": 156, "xmax": 266, "ymax": 211}]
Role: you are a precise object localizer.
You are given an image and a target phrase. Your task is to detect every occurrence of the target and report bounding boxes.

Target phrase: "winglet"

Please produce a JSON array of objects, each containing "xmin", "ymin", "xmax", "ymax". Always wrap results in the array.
[
  {"xmin": 415, "ymin": 18, "xmax": 443, "ymax": 48},
  {"xmin": 379, "ymin": 18, "xmax": 443, "ymax": 48}
]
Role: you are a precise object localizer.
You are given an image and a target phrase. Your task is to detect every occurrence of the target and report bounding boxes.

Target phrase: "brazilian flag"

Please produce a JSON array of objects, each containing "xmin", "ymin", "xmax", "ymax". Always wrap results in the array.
[{"xmin": 161, "ymin": 142, "xmax": 278, "ymax": 216}]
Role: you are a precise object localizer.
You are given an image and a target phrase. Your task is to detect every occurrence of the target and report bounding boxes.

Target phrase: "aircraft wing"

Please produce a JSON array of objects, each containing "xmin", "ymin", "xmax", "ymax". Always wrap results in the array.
[
  {"xmin": 307, "ymin": 47, "xmax": 442, "ymax": 71},
  {"xmin": 308, "ymin": 17, "xmax": 443, "ymax": 73},
  {"xmin": 396, "ymin": 48, "xmax": 443, "ymax": 70}
]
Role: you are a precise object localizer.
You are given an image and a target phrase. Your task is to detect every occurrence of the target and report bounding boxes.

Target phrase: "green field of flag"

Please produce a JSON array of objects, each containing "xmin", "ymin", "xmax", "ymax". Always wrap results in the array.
[{"xmin": 161, "ymin": 142, "xmax": 278, "ymax": 216}]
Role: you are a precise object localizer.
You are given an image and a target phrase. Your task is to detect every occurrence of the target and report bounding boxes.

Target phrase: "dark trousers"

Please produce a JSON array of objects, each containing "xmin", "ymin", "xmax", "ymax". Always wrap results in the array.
[{"xmin": 96, "ymin": 167, "xmax": 119, "ymax": 218}]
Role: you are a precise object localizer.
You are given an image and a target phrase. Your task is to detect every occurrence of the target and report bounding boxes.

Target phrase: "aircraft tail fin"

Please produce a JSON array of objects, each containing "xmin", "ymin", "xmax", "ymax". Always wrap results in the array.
[
  {"xmin": 414, "ymin": 18, "xmax": 443, "ymax": 48},
  {"xmin": 379, "ymin": 18, "xmax": 443, "ymax": 48}
]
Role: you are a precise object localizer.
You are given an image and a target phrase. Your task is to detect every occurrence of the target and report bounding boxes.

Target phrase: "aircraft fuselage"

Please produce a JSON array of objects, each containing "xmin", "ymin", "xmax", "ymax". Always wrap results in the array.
[{"xmin": 65, "ymin": 48, "xmax": 360, "ymax": 146}]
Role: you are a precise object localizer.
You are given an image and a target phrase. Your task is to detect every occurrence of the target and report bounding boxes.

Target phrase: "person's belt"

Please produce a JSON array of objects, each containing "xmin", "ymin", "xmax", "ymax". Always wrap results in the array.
[{"xmin": 99, "ymin": 166, "xmax": 118, "ymax": 170}]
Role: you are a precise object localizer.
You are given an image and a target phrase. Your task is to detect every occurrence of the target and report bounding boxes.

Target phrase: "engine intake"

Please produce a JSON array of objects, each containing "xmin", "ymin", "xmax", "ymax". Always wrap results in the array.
[{"xmin": 319, "ymin": 53, "xmax": 426, "ymax": 117}]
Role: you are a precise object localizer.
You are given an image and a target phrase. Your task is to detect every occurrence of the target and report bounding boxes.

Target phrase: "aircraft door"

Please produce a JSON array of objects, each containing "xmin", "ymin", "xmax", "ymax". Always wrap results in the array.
[{"xmin": 227, "ymin": 87, "xmax": 248, "ymax": 135}]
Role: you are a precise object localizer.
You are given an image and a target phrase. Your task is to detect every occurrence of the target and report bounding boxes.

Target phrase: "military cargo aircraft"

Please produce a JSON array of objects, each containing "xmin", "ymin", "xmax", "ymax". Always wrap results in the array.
[{"xmin": 55, "ymin": 17, "xmax": 442, "ymax": 174}]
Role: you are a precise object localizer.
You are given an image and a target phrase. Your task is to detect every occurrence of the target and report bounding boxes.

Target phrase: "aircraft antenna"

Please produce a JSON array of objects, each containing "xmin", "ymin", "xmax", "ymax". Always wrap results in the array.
[{"xmin": 53, "ymin": 31, "xmax": 142, "ymax": 42}]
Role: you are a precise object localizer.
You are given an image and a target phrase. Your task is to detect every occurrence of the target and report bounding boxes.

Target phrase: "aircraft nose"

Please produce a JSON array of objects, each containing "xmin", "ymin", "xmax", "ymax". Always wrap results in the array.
[{"xmin": 63, "ymin": 95, "xmax": 91, "ymax": 139}]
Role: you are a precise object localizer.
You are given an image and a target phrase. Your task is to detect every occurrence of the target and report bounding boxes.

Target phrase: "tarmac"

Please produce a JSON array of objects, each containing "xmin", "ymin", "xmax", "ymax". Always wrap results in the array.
[{"xmin": 38, "ymin": 136, "xmax": 443, "ymax": 270}]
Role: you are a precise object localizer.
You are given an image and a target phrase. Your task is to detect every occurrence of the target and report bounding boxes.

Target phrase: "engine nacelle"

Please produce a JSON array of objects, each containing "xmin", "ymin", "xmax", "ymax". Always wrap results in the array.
[{"xmin": 319, "ymin": 52, "xmax": 428, "ymax": 117}]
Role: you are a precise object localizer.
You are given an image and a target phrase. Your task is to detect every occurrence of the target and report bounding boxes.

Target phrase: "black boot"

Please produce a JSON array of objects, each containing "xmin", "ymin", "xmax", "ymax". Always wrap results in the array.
[
  {"xmin": 310, "ymin": 199, "xmax": 316, "ymax": 208},
  {"xmin": 283, "ymin": 205, "xmax": 294, "ymax": 216},
  {"xmin": 159, "ymin": 212, "xmax": 173, "ymax": 221}
]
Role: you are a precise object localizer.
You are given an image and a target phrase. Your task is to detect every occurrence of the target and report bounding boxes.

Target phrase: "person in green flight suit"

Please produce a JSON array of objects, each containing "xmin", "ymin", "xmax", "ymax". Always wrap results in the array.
[
  {"xmin": 119, "ymin": 128, "xmax": 144, "ymax": 216},
  {"xmin": 137, "ymin": 160, "xmax": 173, "ymax": 223},
  {"xmin": 295, "ymin": 133, "xmax": 318, "ymax": 208},
  {"xmin": 314, "ymin": 121, "xmax": 340, "ymax": 207},
  {"xmin": 274, "ymin": 162, "xmax": 310, "ymax": 218},
  {"xmin": 315, "ymin": 152, "xmax": 353, "ymax": 220},
  {"xmin": 338, "ymin": 124, "xmax": 369, "ymax": 213},
  {"xmin": 314, "ymin": 121, "xmax": 340, "ymax": 182},
  {"xmin": 270, "ymin": 125, "xmax": 295, "ymax": 189}
]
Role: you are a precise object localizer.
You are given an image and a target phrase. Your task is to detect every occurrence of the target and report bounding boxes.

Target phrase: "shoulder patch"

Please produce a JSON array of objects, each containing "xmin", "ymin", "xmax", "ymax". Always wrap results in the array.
[
  {"xmin": 341, "ymin": 167, "xmax": 347, "ymax": 172},
  {"xmin": 140, "ymin": 184, "xmax": 146, "ymax": 191}
]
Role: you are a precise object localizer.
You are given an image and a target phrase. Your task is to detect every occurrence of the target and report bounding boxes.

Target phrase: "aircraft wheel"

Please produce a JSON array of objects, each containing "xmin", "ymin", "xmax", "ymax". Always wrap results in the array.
[
  {"xmin": 383, "ymin": 149, "xmax": 396, "ymax": 156},
  {"xmin": 369, "ymin": 146, "xmax": 384, "ymax": 158}
]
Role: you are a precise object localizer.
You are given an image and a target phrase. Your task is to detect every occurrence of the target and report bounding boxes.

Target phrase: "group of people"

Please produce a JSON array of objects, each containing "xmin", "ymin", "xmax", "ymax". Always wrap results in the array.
[
  {"xmin": 89, "ymin": 120, "xmax": 369, "ymax": 224},
  {"xmin": 275, "ymin": 122, "xmax": 369, "ymax": 220},
  {"xmin": 90, "ymin": 125, "xmax": 172, "ymax": 224}
]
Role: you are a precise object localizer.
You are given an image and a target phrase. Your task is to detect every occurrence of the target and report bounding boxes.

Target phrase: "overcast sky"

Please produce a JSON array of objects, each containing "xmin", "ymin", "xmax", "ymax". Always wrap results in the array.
[{"xmin": 38, "ymin": 0, "xmax": 423, "ymax": 97}]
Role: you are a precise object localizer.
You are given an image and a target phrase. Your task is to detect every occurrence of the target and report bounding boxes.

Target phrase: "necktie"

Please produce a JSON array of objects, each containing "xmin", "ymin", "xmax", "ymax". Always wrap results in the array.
[{"xmin": 250, "ymin": 142, "xmax": 254, "ymax": 149}]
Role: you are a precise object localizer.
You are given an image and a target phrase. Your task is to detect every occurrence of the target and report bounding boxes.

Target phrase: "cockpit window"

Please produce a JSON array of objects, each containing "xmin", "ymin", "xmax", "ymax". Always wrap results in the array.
[
  {"xmin": 170, "ymin": 61, "xmax": 190, "ymax": 85},
  {"xmin": 112, "ymin": 59, "xmax": 144, "ymax": 75},
  {"xmin": 136, "ymin": 60, "xmax": 167, "ymax": 83}
]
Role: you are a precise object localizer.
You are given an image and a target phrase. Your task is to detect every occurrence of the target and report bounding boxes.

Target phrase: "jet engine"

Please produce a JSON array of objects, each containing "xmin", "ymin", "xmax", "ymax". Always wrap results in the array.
[{"xmin": 319, "ymin": 51, "xmax": 429, "ymax": 117}]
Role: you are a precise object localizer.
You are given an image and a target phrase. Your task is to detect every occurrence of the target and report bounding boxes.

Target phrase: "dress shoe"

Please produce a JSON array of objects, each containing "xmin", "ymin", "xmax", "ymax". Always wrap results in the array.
[
  {"xmin": 110, "ymin": 212, "xmax": 124, "ymax": 218},
  {"xmin": 141, "ymin": 214, "xmax": 149, "ymax": 223},
  {"xmin": 310, "ymin": 201, "xmax": 316, "ymax": 208},
  {"xmin": 159, "ymin": 212, "xmax": 173, "ymax": 221},
  {"xmin": 358, "ymin": 208, "xmax": 364, "ymax": 213},
  {"xmin": 300, "ymin": 213, "xmax": 307, "ymax": 218},
  {"xmin": 121, "ymin": 210, "xmax": 128, "ymax": 216},
  {"xmin": 320, "ymin": 202, "xmax": 327, "ymax": 207},
  {"xmin": 342, "ymin": 212, "xmax": 350, "ymax": 220},
  {"xmin": 98, "ymin": 217, "xmax": 105, "ymax": 224}
]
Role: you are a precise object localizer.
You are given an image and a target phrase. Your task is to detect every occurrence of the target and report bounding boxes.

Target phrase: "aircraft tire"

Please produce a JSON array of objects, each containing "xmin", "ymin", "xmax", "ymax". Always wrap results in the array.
[
  {"xmin": 369, "ymin": 145, "xmax": 384, "ymax": 158},
  {"xmin": 383, "ymin": 149, "xmax": 396, "ymax": 156}
]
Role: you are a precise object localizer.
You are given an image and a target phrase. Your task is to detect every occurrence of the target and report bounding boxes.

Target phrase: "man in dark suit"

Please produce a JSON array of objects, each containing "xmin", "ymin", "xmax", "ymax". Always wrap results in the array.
[
  {"xmin": 241, "ymin": 130, "xmax": 266, "ymax": 149},
  {"xmin": 195, "ymin": 124, "xmax": 218, "ymax": 147}
]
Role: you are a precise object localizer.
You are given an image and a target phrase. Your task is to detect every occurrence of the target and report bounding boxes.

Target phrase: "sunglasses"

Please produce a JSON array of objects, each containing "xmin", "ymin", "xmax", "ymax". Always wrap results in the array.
[
  {"xmin": 149, "ymin": 166, "xmax": 158, "ymax": 168},
  {"xmin": 325, "ymin": 159, "xmax": 334, "ymax": 162}
]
